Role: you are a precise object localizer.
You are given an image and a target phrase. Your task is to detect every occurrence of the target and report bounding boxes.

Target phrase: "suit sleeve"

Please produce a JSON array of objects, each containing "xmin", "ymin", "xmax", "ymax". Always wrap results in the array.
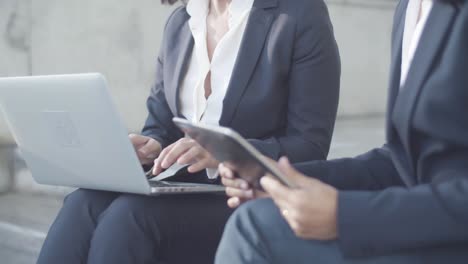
[
  {"xmin": 248, "ymin": 0, "xmax": 340, "ymax": 162},
  {"xmin": 294, "ymin": 146, "xmax": 404, "ymax": 191},
  {"xmin": 141, "ymin": 8, "xmax": 184, "ymax": 148}
]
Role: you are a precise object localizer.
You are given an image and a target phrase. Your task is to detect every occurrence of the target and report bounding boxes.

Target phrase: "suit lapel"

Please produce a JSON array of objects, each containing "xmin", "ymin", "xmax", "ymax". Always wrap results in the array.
[
  {"xmin": 392, "ymin": 1, "xmax": 457, "ymax": 161},
  {"xmin": 219, "ymin": 0, "xmax": 277, "ymax": 126},
  {"xmin": 166, "ymin": 19, "xmax": 194, "ymax": 116}
]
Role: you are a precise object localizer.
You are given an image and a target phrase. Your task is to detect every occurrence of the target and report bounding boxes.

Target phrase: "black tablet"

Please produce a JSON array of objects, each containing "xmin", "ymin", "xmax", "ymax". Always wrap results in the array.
[{"xmin": 173, "ymin": 117, "xmax": 295, "ymax": 189}]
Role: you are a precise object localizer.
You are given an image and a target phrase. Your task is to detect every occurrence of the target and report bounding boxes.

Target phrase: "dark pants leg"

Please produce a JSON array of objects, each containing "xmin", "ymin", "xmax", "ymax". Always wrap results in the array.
[
  {"xmin": 87, "ymin": 193, "xmax": 232, "ymax": 264},
  {"xmin": 38, "ymin": 189, "xmax": 232, "ymax": 264},
  {"xmin": 37, "ymin": 189, "xmax": 119, "ymax": 264},
  {"xmin": 215, "ymin": 198, "xmax": 468, "ymax": 264}
]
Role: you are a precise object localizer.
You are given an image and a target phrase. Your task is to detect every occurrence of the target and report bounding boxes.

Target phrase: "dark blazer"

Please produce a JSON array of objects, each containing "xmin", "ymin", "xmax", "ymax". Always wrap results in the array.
[
  {"xmin": 141, "ymin": 0, "xmax": 340, "ymax": 163},
  {"xmin": 296, "ymin": 0, "xmax": 468, "ymax": 258}
]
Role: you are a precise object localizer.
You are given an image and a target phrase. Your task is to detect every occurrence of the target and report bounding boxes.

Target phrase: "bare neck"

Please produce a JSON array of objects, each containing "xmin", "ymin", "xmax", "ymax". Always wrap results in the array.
[{"xmin": 209, "ymin": 0, "xmax": 232, "ymax": 16}]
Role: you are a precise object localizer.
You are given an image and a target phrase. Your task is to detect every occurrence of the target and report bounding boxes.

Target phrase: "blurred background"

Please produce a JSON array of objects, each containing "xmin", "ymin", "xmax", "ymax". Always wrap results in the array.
[{"xmin": 0, "ymin": 0, "xmax": 395, "ymax": 263}]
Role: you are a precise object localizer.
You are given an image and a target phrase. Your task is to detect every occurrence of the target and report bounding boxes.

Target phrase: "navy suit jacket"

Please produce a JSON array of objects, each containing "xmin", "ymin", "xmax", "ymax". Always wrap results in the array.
[
  {"xmin": 296, "ymin": 0, "xmax": 468, "ymax": 258},
  {"xmin": 141, "ymin": 0, "xmax": 340, "ymax": 163}
]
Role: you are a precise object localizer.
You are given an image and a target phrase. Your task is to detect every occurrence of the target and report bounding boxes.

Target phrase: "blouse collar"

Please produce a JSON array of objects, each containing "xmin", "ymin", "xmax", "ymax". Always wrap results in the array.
[{"xmin": 187, "ymin": 0, "xmax": 254, "ymax": 29}]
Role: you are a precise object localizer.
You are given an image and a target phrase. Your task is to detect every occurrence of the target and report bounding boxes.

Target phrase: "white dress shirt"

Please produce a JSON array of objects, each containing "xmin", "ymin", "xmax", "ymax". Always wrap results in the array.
[
  {"xmin": 180, "ymin": 0, "xmax": 254, "ymax": 178},
  {"xmin": 400, "ymin": 0, "xmax": 433, "ymax": 87}
]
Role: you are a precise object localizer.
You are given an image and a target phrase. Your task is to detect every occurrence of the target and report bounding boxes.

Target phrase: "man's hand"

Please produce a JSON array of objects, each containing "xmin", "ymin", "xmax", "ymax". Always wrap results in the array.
[
  {"xmin": 261, "ymin": 157, "xmax": 338, "ymax": 240},
  {"xmin": 219, "ymin": 163, "xmax": 269, "ymax": 208},
  {"xmin": 129, "ymin": 134, "xmax": 162, "ymax": 165},
  {"xmin": 152, "ymin": 138, "xmax": 219, "ymax": 175}
]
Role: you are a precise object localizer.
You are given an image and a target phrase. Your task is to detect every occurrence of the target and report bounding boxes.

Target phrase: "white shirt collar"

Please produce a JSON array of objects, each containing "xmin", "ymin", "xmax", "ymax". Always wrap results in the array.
[
  {"xmin": 187, "ymin": 0, "xmax": 254, "ymax": 29},
  {"xmin": 186, "ymin": 0, "xmax": 209, "ymax": 26},
  {"xmin": 229, "ymin": 0, "xmax": 255, "ymax": 27}
]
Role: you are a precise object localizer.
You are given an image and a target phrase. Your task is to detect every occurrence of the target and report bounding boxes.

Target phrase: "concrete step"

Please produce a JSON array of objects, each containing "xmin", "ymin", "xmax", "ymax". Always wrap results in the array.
[{"xmin": 0, "ymin": 192, "xmax": 63, "ymax": 264}]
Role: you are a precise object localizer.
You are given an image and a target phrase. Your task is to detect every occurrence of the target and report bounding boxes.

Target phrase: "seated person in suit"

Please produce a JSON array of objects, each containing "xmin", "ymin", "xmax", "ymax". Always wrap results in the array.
[
  {"xmin": 37, "ymin": 0, "xmax": 340, "ymax": 263},
  {"xmin": 216, "ymin": 0, "xmax": 468, "ymax": 263}
]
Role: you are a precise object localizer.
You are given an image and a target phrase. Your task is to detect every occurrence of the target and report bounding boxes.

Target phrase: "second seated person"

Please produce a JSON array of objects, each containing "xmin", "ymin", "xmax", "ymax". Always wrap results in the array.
[{"xmin": 37, "ymin": 0, "xmax": 340, "ymax": 263}]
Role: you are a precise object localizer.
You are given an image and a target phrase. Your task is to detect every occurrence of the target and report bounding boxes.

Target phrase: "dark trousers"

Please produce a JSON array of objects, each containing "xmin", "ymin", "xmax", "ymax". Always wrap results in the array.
[
  {"xmin": 215, "ymin": 198, "xmax": 468, "ymax": 264},
  {"xmin": 37, "ymin": 189, "xmax": 232, "ymax": 264}
]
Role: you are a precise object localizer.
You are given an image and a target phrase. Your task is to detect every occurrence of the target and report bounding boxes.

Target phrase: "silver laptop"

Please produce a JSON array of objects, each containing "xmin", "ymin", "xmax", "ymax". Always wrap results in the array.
[{"xmin": 0, "ymin": 73, "xmax": 225, "ymax": 195}]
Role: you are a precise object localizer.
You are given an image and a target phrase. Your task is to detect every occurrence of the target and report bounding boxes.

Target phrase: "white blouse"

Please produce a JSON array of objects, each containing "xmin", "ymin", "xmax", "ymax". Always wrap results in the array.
[
  {"xmin": 400, "ymin": 0, "xmax": 433, "ymax": 87},
  {"xmin": 179, "ymin": 0, "xmax": 254, "ymax": 178}
]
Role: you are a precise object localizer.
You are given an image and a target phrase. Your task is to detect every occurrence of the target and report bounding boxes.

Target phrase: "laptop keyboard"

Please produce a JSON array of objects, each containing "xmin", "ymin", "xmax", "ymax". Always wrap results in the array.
[{"xmin": 149, "ymin": 180, "xmax": 215, "ymax": 188}]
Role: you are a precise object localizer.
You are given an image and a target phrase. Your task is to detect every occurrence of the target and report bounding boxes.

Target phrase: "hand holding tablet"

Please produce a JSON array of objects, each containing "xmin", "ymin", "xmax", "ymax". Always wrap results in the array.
[{"xmin": 172, "ymin": 118, "xmax": 296, "ymax": 190}]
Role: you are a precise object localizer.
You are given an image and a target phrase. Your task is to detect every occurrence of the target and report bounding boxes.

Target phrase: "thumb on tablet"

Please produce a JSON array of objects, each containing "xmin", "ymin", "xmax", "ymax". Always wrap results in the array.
[{"xmin": 277, "ymin": 157, "xmax": 310, "ymax": 187}]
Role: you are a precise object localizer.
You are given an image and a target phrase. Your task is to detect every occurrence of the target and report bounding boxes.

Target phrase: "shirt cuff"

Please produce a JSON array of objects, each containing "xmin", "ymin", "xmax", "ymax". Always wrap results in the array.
[{"xmin": 206, "ymin": 168, "xmax": 219, "ymax": 179}]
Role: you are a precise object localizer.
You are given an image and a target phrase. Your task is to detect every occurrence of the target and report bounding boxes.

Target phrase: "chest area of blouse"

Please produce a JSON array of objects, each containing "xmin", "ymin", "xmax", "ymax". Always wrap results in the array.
[{"xmin": 179, "ymin": 2, "xmax": 253, "ymax": 125}]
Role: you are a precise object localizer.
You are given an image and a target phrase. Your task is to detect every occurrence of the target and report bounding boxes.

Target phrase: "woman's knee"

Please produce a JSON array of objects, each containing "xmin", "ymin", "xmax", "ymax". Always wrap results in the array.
[
  {"xmin": 63, "ymin": 189, "xmax": 118, "ymax": 218},
  {"xmin": 64, "ymin": 189, "xmax": 98, "ymax": 203},
  {"xmin": 94, "ymin": 194, "xmax": 164, "ymax": 243},
  {"xmin": 225, "ymin": 198, "xmax": 287, "ymax": 238},
  {"xmin": 99, "ymin": 194, "xmax": 160, "ymax": 225}
]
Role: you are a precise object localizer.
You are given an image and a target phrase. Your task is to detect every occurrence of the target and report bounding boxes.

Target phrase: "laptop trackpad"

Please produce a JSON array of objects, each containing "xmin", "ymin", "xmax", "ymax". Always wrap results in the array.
[{"xmin": 149, "ymin": 163, "xmax": 189, "ymax": 182}]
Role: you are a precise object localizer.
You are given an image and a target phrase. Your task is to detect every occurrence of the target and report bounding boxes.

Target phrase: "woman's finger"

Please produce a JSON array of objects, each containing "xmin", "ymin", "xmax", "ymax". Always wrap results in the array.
[
  {"xmin": 253, "ymin": 189, "xmax": 270, "ymax": 199},
  {"xmin": 156, "ymin": 143, "xmax": 174, "ymax": 164},
  {"xmin": 260, "ymin": 175, "xmax": 291, "ymax": 202},
  {"xmin": 141, "ymin": 157, "xmax": 155, "ymax": 166},
  {"xmin": 152, "ymin": 143, "xmax": 175, "ymax": 175},
  {"xmin": 227, "ymin": 197, "xmax": 245, "ymax": 208},
  {"xmin": 187, "ymin": 158, "xmax": 211, "ymax": 173},
  {"xmin": 177, "ymin": 146, "xmax": 202, "ymax": 165},
  {"xmin": 219, "ymin": 163, "xmax": 235, "ymax": 179},
  {"xmin": 161, "ymin": 140, "xmax": 195, "ymax": 169},
  {"xmin": 221, "ymin": 177, "xmax": 249, "ymax": 190},
  {"xmin": 225, "ymin": 187, "xmax": 254, "ymax": 199},
  {"xmin": 260, "ymin": 176, "xmax": 293, "ymax": 212},
  {"xmin": 152, "ymin": 157, "xmax": 163, "ymax": 175},
  {"xmin": 139, "ymin": 139, "xmax": 161, "ymax": 159}
]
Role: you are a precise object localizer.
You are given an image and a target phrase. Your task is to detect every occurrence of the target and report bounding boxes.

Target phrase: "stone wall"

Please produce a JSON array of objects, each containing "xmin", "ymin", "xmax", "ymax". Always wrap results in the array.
[
  {"xmin": 329, "ymin": 0, "xmax": 396, "ymax": 117},
  {"xmin": 0, "ymin": 0, "xmax": 31, "ymax": 143}
]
